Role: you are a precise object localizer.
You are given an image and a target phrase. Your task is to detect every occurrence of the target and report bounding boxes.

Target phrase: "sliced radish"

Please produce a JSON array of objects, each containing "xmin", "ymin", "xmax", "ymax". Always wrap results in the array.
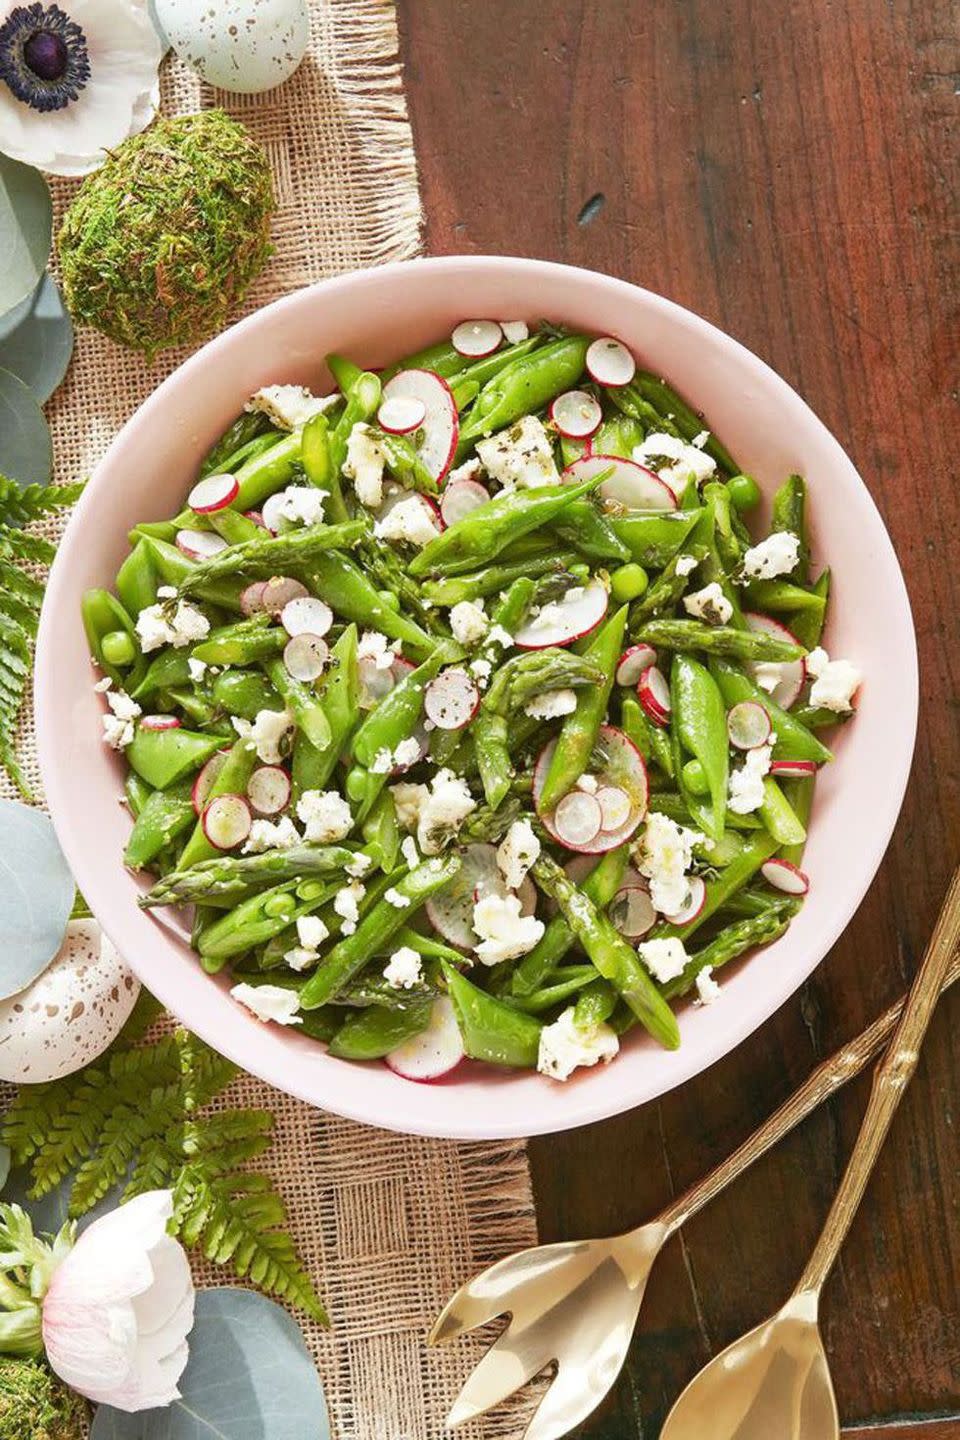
[
  {"xmin": 563, "ymin": 453, "xmax": 676, "ymax": 512},
  {"xmin": 550, "ymin": 390, "xmax": 602, "ymax": 439},
  {"xmin": 281, "ymin": 596, "xmax": 333, "ymax": 638},
  {"xmin": 381, "ymin": 369, "xmax": 458, "ymax": 482},
  {"xmin": 662, "ymin": 875, "xmax": 707, "ymax": 926},
  {"xmin": 513, "ymin": 579, "xmax": 609, "ymax": 649},
  {"xmin": 744, "ymin": 613, "xmax": 806, "ymax": 710},
  {"xmin": 727, "ymin": 700, "xmax": 772, "ymax": 750},
  {"xmin": 554, "ymin": 790, "xmax": 603, "ymax": 848},
  {"xmin": 440, "ymin": 478, "xmax": 489, "ymax": 528},
  {"xmin": 451, "ymin": 319, "xmax": 502, "ymax": 358},
  {"xmin": 284, "ymin": 633, "xmax": 329, "ymax": 682},
  {"xmin": 610, "ymin": 881, "xmax": 657, "ymax": 939},
  {"xmin": 247, "ymin": 765, "xmax": 291, "ymax": 816},
  {"xmin": 187, "ymin": 473, "xmax": 238, "ymax": 514},
  {"xmin": 385, "ymin": 995, "xmax": 465, "ymax": 1082},
  {"xmin": 261, "ymin": 576, "xmax": 308, "ymax": 615},
  {"xmin": 358, "ymin": 653, "xmax": 413, "ymax": 710},
  {"xmin": 139, "ymin": 714, "xmax": 181, "ymax": 731},
  {"xmin": 192, "ymin": 749, "xmax": 230, "ymax": 815},
  {"xmin": 426, "ymin": 842, "xmax": 537, "ymax": 950},
  {"xmin": 616, "ymin": 643, "xmax": 657, "ymax": 687},
  {"xmin": 176, "ymin": 529, "xmax": 228, "ymax": 561},
  {"xmin": 535, "ymin": 725, "xmax": 648, "ymax": 854},
  {"xmin": 378, "ymin": 487, "xmax": 443, "ymax": 536},
  {"xmin": 240, "ymin": 580, "xmax": 267, "ymax": 616},
  {"xmin": 597, "ymin": 785, "xmax": 632, "ymax": 832},
  {"xmin": 377, "ymin": 394, "xmax": 427, "ymax": 434},
  {"xmin": 585, "ymin": 337, "xmax": 636, "ymax": 388},
  {"xmin": 637, "ymin": 666, "xmax": 671, "ymax": 726},
  {"xmin": 202, "ymin": 793, "xmax": 252, "ymax": 850},
  {"xmin": 244, "ymin": 510, "xmax": 266, "ymax": 528},
  {"xmin": 760, "ymin": 859, "xmax": 810, "ymax": 895},
  {"xmin": 424, "ymin": 668, "xmax": 480, "ymax": 730},
  {"xmin": 770, "ymin": 758, "xmax": 818, "ymax": 779}
]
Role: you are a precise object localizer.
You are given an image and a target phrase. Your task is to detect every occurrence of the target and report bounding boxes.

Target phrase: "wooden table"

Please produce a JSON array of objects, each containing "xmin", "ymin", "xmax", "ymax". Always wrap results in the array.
[{"xmin": 398, "ymin": 2, "xmax": 960, "ymax": 1434}]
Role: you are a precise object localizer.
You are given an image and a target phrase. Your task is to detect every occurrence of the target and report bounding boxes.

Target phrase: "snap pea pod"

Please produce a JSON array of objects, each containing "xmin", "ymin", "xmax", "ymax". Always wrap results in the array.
[
  {"xmin": 702, "ymin": 481, "xmax": 742, "ymax": 576},
  {"xmin": 451, "ymin": 377, "xmax": 480, "ymax": 411},
  {"xmin": 606, "ymin": 382, "xmax": 684, "ymax": 441},
  {"xmin": 307, "ymin": 551, "xmax": 436, "ymax": 659},
  {"xmin": 191, "ymin": 614, "xmax": 286, "ymax": 667},
  {"xmin": 302, "ymin": 412, "xmax": 347, "ymax": 523},
  {"xmin": 628, "ymin": 546, "xmax": 707, "ymax": 630},
  {"xmin": 421, "ymin": 552, "xmax": 578, "ymax": 607},
  {"xmin": 178, "ymin": 738, "xmax": 260, "ymax": 870},
  {"xmin": 608, "ymin": 509, "xmax": 703, "ymax": 569},
  {"xmin": 758, "ymin": 776, "xmax": 806, "ymax": 846},
  {"xmin": 205, "ymin": 509, "xmax": 263, "ymax": 546},
  {"xmin": 538, "ymin": 604, "xmax": 628, "ymax": 811},
  {"xmin": 292, "ymin": 624, "xmax": 360, "ymax": 798},
  {"xmin": 648, "ymin": 790, "xmax": 763, "ymax": 832},
  {"xmin": 379, "ymin": 337, "xmax": 467, "ymax": 382},
  {"xmin": 511, "ymin": 844, "xmax": 629, "ymax": 996},
  {"xmin": 325, "ymin": 352, "xmax": 363, "ymax": 393},
  {"xmin": 770, "ymin": 474, "xmax": 808, "ymax": 581},
  {"xmin": 573, "ymin": 978, "xmax": 618, "ymax": 1030},
  {"xmin": 300, "ymin": 856, "xmax": 460, "ymax": 1008},
  {"xmin": 199, "ymin": 410, "xmax": 273, "ymax": 478},
  {"xmin": 780, "ymin": 775, "xmax": 815, "ymax": 867},
  {"xmin": 263, "ymin": 655, "xmax": 331, "ymax": 750},
  {"xmin": 632, "ymin": 371, "xmax": 739, "ymax": 476},
  {"xmin": 551, "ymin": 500, "xmax": 631, "ymax": 563},
  {"xmin": 790, "ymin": 569, "xmax": 831, "ymax": 650},
  {"xmin": 444, "ymin": 334, "xmax": 543, "ymax": 391},
  {"xmin": 408, "ymin": 473, "xmax": 605, "ymax": 579},
  {"xmin": 651, "ymin": 830, "xmax": 780, "ymax": 943},
  {"xmin": 620, "ymin": 693, "xmax": 674, "ymax": 780},
  {"xmin": 141, "ymin": 538, "xmax": 246, "ymax": 612},
  {"xmin": 719, "ymin": 888, "xmax": 796, "ymax": 919},
  {"xmin": 124, "ymin": 780, "xmax": 195, "ymax": 870},
  {"xmin": 82, "ymin": 588, "xmax": 145, "ymax": 687},
  {"xmin": 709, "ymin": 657, "xmax": 832, "ymax": 764},
  {"xmin": 126, "ymin": 725, "xmax": 224, "ymax": 791},
  {"xmin": 327, "ymin": 999, "xmax": 434, "ymax": 1061},
  {"xmin": 139, "ymin": 844, "xmax": 357, "ymax": 906},
  {"xmin": 376, "ymin": 927, "xmax": 467, "ymax": 967},
  {"xmin": 741, "ymin": 578, "xmax": 826, "ymax": 618},
  {"xmin": 531, "ymin": 854, "xmax": 679, "ymax": 1049},
  {"xmin": 211, "ymin": 669, "xmax": 281, "ymax": 720},
  {"xmin": 442, "ymin": 962, "xmax": 542, "ymax": 1069},
  {"xmin": 691, "ymin": 491, "xmax": 747, "ymax": 628},
  {"xmin": 638, "ymin": 618, "xmax": 805, "ymax": 663},
  {"xmin": 175, "ymin": 432, "xmax": 303, "ymax": 523},
  {"xmin": 662, "ymin": 906, "xmax": 797, "ymax": 1000},
  {"xmin": 164, "ymin": 686, "xmax": 220, "ymax": 728},
  {"xmin": 505, "ymin": 966, "xmax": 600, "ymax": 1015},
  {"xmin": 593, "ymin": 412, "xmax": 644, "ymax": 458},
  {"xmin": 358, "ymin": 538, "xmax": 438, "ymax": 629},
  {"xmin": 790, "ymin": 704, "xmax": 848, "ymax": 731},
  {"xmin": 350, "ymin": 650, "xmax": 445, "ymax": 769},
  {"xmin": 115, "ymin": 540, "xmax": 159, "ymax": 616},
  {"xmin": 176, "ymin": 519, "xmax": 368, "ymax": 594},
  {"xmin": 199, "ymin": 878, "xmax": 341, "ymax": 967},
  {"xmin": 124, "ymin": 771, "xmax": 152, "ymax": 819},
  {"xmin": 329, "ymin": 372, "xmax": 382, "ymax": 477},
  {"xmin": 457, "ymin": 335, "xmax": 591, "ymax": 450},
  {"xmin": 210, "ymin": 430, "xmax": 283, "ymax": 479},
  {"xmin": 671, "ymin": 654, "xmax": 728, "ymax": 842},
  {"xmin": 361, "ymin": 788, "xmax": 400, "ymax": 872},
  {"xmin": 377, "ymin": 429, "xmax": 439, "ymax": 496}
]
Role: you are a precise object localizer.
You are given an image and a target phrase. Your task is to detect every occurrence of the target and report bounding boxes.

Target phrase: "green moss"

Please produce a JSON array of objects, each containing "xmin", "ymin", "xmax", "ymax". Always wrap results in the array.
[
  {"xmin": 0, "ymin": 1356, "xmax": 88, "ymax": 1440},
  {"xmin": 58, "ymin": 110, "xmax": 275, "ymax": 359}
]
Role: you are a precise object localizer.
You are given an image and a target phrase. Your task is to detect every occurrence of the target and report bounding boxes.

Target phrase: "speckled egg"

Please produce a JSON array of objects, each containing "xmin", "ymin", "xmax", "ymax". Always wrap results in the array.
[
  {"xmin": 156, "ymin": 0, "xmax": 310, "ymax": 95},
  {"xmin": 0, "ymin": 920, "xmax": 141, "ymax": 1083}
]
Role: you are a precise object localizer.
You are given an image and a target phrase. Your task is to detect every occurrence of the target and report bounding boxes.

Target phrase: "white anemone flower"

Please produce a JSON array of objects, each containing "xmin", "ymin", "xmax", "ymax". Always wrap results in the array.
[
  {"xmin": 0, "ymin": 0, "xmax": 162, "ymax": 176},
  {"xmin": 41, "ymin": 1190, "xmax": 195, "ymax": 1412}
]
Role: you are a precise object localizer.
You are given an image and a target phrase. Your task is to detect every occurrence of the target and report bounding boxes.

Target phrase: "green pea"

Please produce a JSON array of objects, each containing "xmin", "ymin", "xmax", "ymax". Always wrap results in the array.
[
  {"xmin": 683, "ymin": 757, "xmax": 710, "ymax": 796},
  {"xmin": 297, "ymin": 879, "xmax": 328, "ymax": 902},
  {"xmin": 610, "ymin": 563, "xmax": 649, "ymax": 603},
  {"xmin": 377, "ymin": 590, "xmax": 401, "ymax": 612},
  {"xmin": 728, "ymin": 474, "xmax": 762, "ymax": 511},
  {"xmin": 101, "ymin": 629, "xmax": 136, "ymax": 667},
  {"xmin": 569, "ymin": 563, "xmax": 591, "ymax": 583},
  {"xmin": 264, "ymin": 893, "xmax": 295, "ymax": 919},
  {"xmin": 346, "ymin": 765, "xmax": 368, "ymax": 802}
]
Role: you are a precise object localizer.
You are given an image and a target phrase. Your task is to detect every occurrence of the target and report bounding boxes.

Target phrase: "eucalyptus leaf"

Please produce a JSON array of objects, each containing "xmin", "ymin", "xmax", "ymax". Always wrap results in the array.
[
  {"xmin": 0, "ymin": 367, "xmax": 53, "ymax": 486},
  {"xmin": 0, "ymin": 800, "xmax": 74, "ymax": 998},
  {"xmin": 0, "ymin": 274, "xmax": 74, "ymax": 403},
  {"xmin": 0, "ymin": 1145, "xmax": 9, "ymax": 1194},
  {"xmin": 0, "ymin": 155, "xmax": 52, "ymax": 319},
  {"xmin": 1, "ymin": 1164, "xmax": 123, "ymax": 1234},
  {"xmin": 91, "ymin": 1289, "xmax": 331, "ymax": 1440}
]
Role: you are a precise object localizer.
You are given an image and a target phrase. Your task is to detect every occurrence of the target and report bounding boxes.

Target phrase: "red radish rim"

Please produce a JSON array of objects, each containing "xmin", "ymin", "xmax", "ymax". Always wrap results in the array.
[
  {"xmin": 534, "ymin": 725, "xmax": 648, "ymax": 854},
  {"xmin": 246, "ymin": 765, "xmax": 291, "ymax": 816},
  {"xmin": 585, "ymin": 336, "xmax": 637, "ymax": 388},
  {"xmin": 760, "ymin": 859, "xmax": 810, "ymax": 895},
  {"xmin": 770, "ymin": 759, "xmax": 818, "ymax": 778},
  {"xmin": 563, "ymin": 453, "xmax": 676, "ymax": 513},
  {"xmin": 439, "ymin": 478, "xmax": 489, "ymax": 528},
  {"xmin": 662, "ymin": 874, "xmax": 707, "ymax": 926},
  {"xmin": 637, "ymin": 666, "xmax": 671, "ymax": 725},
  {"xmin": 512, "ymin": 578, "xmax": 609, "ymax": 650},
  {"xmin": 377, "ymin": 394, "xmax": 427, "ymax": 434},
  {"xmin": 616, "ymin": 644, "xmax": 657, "ymax": 687},
  {"xmin": 187, "ymin": 473, "xmax": 239, "ymax": 514},
  {"xmin": 727, "ymin": 700, "xmax": 772, "ymax": 750},
  {"xmin": 381, "ymin": 369, "xmax": 459, "ymax": 482},
  {"xmin": 244, "ymin": 510, "xmax": 266, "ymax": 528},
  {"xmin": 192, "ymin": 749, "xmax": 230, "ymax": 815},
  {"xmin": 744, "ymin": 612, "xmax": 807, "ymax": 710},
  {"xmin": 202, "ymin": 793, "xmax": 252, "ymax": 850},
  {"xmin": 139, "ymin": 714, "xmax": 181, "ymax": 731},
  {"xmin": 281, "ymin": 596, "xmax": 333, "ymax": 638},
  {"xmin": 451, "ymin": 319, "xmax": 503, "ymax": 358},
  {"xmin": 176, "ymin": 529, "xmax": 228, "ymax": 560},
  {"xmin": 423, "ymin": 669, "xmax": 480, "ymax": 730},
  {"xmin": 550, "ymin": 390, "xmax": 603, "ymax": 439}
]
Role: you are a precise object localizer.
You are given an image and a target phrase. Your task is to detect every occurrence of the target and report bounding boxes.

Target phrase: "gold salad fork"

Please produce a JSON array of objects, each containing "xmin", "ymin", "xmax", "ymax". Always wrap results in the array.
[{"xmin": 431, "ymin": 883, "xmax": 960, "ymax": 1440}]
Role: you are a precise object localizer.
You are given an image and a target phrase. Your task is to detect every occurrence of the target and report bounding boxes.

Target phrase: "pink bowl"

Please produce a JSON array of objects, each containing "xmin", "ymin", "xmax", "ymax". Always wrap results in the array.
[{"xmin": 35, "ymin": 257, "xmax": 917, "ymax": 1139}]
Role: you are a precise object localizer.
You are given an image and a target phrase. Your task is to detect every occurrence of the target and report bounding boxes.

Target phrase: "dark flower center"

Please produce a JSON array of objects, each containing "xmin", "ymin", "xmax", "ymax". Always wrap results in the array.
[{"xmin": 0, "ymin": 3, "xmax": 89, "ymax": 113}]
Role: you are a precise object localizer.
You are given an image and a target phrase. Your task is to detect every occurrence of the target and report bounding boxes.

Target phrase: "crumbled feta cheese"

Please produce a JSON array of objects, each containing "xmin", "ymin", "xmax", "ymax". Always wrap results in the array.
[
  {"xmin": 297, "ymin": 915, "xmax": 329, "ymax": 950},
  {"xmin": 296, "ymin": 788, "xmax": 353, "ymax": 842},
  {"xmin": 449, "ymin": 599, "xmax": 488, "ymax": 646},
  {"xmin": 523, "ymin": 587, "xmax": 587, "ymax": 641},
  {"xmin": 231, "ymin": 982, "xmax": 302, "ymax": 1026},
  {"xmin": 242, "ymin": 815, "xmax": 301, "ymax": 854},
  {"xmin": 400, "ymin": 835, "xmax": 420, "ymax": 869},
  {"xmin": 344, "ymin": 851, "xmax": 373, "ymax": 878},
  {"xmin": 283, "ymin": 946, "xmax": 316, "ymax": 973},
  {"xmin": 537, "ymin": 1007, "xmax": 619, "ymax": 1081},
  {"xmin": 135, "ymin": 600, "xmax": 210, "ymax": 653},
  {"xmin": 446, "ymin": 457, "xmax": 483, "ymax": 485},
  {"xmin": 692, "ymin": 430, "xmax": 710, "ymax": 449},
  {"xmin": 393, "ymin": 736, "xmax": 423, "ymax": 769},
  {"xmin": 416, "ymin": 768, "xmax": 477, "ymax": 854},
  {"xmin": 187, "ymin": 656, "xmax": 208, "ymax": 682},
  {"xmin": 93, "ymin": 675, "xmax": 112, "ymax": 693},
  {"xmin": 728, "ymin": 743, "xmax": 773, "ymax": 815},
  {"xmin": 683, "ymin": 581, "xmax": 733, "ymax": 625},
  {"xmin": 343, "ymin": 422, "xmax": 387, "ymax": 508},
  {"xmin": 675, "ymin": 553, "xmax": 699, "ymax": 577},
  {"xmin": 752, "ymin": 662, "xmax": 782, "ymax": 695},
  {"xmin": 370, "ymin": 747, "xmax": 394, "ymax": 775},
  {"xmin": 637, "ymin": 937, "xmax": 689, "ymax": 983},
  {"xmin": 496, "ymin": 818, "xmax": 540, "ymax": 891},
  {"xmin": 470, "ymin": 658, "xmax": 492, "ymax": 687},
  {"xmin": 233, "ymin": 708, "xmax": 295, "ymax": 764},
  {"xmin": 486, "ymin": 624, "xmax": 514, "ymax": 651},
  {"xmin": 476, "ymin": 415, "xmax": 559, "ymax": 489},
  {"xmin": 246, "ymin": 384, "xmax": 339, "ymax": 431},
  {"xmin": 633, "ymin": 432, "xmax": 716, "ymax": 493},
  {"xmin": 156, "ymin": 586, "xmax": 177, "ymax": 599},
  {"xmin": 523, "ymin": 688, "xmax": 578, "ymax": 720},
  {"xmin": 333, "ymin": 880, "xmax": 365, "ymax": 934},
  {"xmin": 472, "ymin": 891, "xmax": 545, "ymax": 965},
  {"xmin": 270, "ymin": 484, "xmax": 327, "ymax": 528},
  {"xmin": 383, "ymin": 945, "xmax": 423, "ymax": 989},
  {"xmin": 384, "ymin": 886, "xmax": 411, "ymax": 909},
  {"xmin": 577, "ymin": 773, "xmax": 599, "ymax": 795},
  {"xmin": 499, "ymin": 320, "xmax": 529, "ymax": 344},
  {"xmin": 357, "ymin": 631, "xmax": 396, "ymax": 670},
  {"xmin": 806, "ymin": 647, "xmax": 861, "ymax": 713},
  {"xmin": 635, "ymin": 812, "xmax": 701, "ymax": 914},
  {"xmin": 101, "ymin": 689, "xmax": 141, "ymax": 750},
  {"xmin": 374, "ymin": 495, "xmax": 441, "ymax": 547},
  {"xmin": 391, "ymin": 782, "xmax": 429, "ymax": 830},
  {"xmin": 741, "ymin": 531, "xmax": 801, "ymax": 581},
  {"xmin": 695, "ymin": 966, "xmax": 721, "ymax": 1005}
]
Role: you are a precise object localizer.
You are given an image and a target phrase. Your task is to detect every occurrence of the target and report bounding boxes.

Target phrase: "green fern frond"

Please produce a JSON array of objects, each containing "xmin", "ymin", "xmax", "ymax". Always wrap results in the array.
[
  {"xmin": 180, "ymin": 1110, "xmax": 273, "ymax": 1157},
  {"xmin": 0, "ymin": 528, "xmax": 56, "ymax": 566},
  {"xmin": 0, "ymin": 477, "xmax": 84, "ymax": 526},
  {"xmin": 0, "ymin": 592, "xmax": 38, "ymax": 638},
  {"xmin": 68, "ymin": 1081, "xmax": 186, "ymax": 1217},
  {"xmin": 0, "ymin": 562, "xmax": 45, "ymax": 609}
]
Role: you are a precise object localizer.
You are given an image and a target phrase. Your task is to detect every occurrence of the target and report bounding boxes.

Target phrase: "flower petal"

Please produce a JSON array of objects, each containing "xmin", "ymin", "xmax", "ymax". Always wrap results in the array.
[
  {"xmin": 43, "ymin": 1296, "xmax": 137, "ymax": 1398},
  {"xmin": 134, "ymin": 1234, "xmax": 193, "ymax": 1335}
]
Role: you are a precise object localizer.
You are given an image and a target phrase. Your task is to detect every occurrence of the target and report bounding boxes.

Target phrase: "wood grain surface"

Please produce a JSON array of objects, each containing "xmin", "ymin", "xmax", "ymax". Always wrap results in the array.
[{"xmin": 398, "ymin": 1, "xmax": 960, "ymax": 1434}]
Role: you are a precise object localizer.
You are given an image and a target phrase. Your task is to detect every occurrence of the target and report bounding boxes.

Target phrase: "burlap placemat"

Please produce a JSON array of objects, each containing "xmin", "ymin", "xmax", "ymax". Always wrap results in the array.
[{"xmin": 1, "ymin": 4, "xmax": 543, "ymax": 1434}]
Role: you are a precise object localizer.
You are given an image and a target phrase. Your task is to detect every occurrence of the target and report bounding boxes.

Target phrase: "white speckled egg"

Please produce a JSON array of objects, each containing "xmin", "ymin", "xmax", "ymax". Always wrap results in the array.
[
  {"xmin": 156, "ymin": 0, "xmax": 310, "ymax": 95},
  {"xmin": 0, "ymin": 920, "xmax": 141, "ymax": 1083}
]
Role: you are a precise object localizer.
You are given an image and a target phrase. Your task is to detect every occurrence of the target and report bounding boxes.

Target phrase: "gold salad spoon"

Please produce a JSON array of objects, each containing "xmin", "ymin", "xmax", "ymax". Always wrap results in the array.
[{"xmin": 431, "ymin": 873, "xmax": 960, "ymax": 1440}]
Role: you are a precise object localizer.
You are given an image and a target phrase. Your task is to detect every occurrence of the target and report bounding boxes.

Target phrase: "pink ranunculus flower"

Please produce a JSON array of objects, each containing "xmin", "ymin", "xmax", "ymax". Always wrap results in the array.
[{"xmin": 41, "ymin": 1190, "xmax": 194, "ymax": 1412}]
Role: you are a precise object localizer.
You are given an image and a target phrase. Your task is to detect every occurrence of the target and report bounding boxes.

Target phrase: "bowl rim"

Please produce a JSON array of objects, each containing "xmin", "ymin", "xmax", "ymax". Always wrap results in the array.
[{"xmin": 35, "ymin": 255, "xmax": 918, "ymax": 1138}]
